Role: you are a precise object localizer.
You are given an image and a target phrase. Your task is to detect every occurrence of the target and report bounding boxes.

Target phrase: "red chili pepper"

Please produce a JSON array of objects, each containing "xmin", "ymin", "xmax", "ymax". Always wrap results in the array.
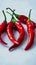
[
  {"xmin": 7, "ymin": 21, "xmax": 19, "ymax": 44},
  {"xmin": 0, "ymin": 10, "xmax": 7, "ymax": 45},
  {"xmin": 6, "ymin": 7, "xmax": 36, "ymax": 28},
  {"xmin": 24, "ymin": 9, "xmax": 35, "ymax": 50},
  {"xmin": 6, "ymin": 12, "xmax": 25, "ymax": 51}
]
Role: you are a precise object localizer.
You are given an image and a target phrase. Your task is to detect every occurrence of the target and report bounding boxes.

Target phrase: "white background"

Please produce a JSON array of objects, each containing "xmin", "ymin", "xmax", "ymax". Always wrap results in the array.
[{"xmin": 0, "ymin": 0, "xmax": 36, "ymax": 65}]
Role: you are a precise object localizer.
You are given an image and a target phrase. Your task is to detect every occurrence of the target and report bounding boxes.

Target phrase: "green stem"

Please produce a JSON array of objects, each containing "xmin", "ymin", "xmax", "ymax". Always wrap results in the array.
[
  {"xmin": 28, "ymin": 9, "xmax": 32, "ymax": 21},
  {"xmin": 6, "ymin": 7, "xmax": 15, "ymax": 14},
  {"xmin": 6, "ymin": 7, "xmax": 19, "ymax": 18},
  {"xmin": 2, "ymin": 10, "xmax": 6, "ymax": 21},
  {"xmin": 6, "ymin": 11, "xmax": 16, "ymax": 22}
]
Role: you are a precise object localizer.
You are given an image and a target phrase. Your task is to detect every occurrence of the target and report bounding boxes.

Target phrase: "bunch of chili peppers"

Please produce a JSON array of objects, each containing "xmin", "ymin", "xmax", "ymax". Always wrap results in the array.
[{"xmin": 0, "ymin": 7, "xmax": 36, "ymax": 51}]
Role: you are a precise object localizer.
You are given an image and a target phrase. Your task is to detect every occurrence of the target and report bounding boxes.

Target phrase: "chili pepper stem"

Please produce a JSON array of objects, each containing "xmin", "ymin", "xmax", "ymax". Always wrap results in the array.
[
  {"xmin": 2, "ymin": 10, "xmax": 6, "ymax": 21},
  {"xmin": 6, "ymin": 11, "xmax": 17, "ymax": 22},
  {"xmin": 28, "ymin": 9, "xmax": 32, "ymax": 21},
  {"xmin": 6, "ymin": 7, "xmax": 19, "ymax": 18}
]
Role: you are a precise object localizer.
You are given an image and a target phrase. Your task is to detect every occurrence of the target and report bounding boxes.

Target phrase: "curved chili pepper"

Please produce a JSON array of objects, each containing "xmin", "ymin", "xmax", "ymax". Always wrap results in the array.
[
  {"xmin": 0, "ymin": 10, "xmax": 7, "ymax": 45},
  {"xmin": 6, "ymin": 7, "xmax": 36, "ymax": 28},
  {"xmin": 7, "ymin": 21, "xmax": 19, "ymax": 44},
  {"xmin": 24, "ymin": 9, "xmax": 35, "ymax": 50},
  {"xmin": 6, "ymin": 12, "xmax": 25, "ymax": 51}
]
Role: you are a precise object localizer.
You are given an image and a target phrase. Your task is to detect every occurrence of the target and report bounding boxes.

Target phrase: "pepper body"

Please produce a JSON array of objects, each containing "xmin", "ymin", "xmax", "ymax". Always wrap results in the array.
[
  {"xmin": 13, "ymin": 21, "xmax": 24, "ymax": 43},
  {"xmin": 0, "ymin": 21, "xmax": 7, "ymax": 33},
  {"xmin": 7, "ymin": 21, "xmax": 19, "ymax": 45},
  {"xmin": 0, "ymin": 21, "xmax": 7, "ymax": 45},
  {"xmin": 24, "ymin": 21, "xmax": 35, "ymax": 50},
  {"xmin": 9, "ymin": 21, "xmax": 25, "ymax": 51},
  {"xmin": 0, "ymin": 10, "xmax": 7, "ymax": 45},
  {"xmin": 14, "ymin": 14, "xmax": 28, "ymax": 24}
]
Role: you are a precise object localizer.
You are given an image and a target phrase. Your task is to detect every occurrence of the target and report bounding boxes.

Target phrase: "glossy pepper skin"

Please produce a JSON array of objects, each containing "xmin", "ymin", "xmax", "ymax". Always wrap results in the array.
[
  {"xmin": 6, "ymin": 8, "xmax": 36, "ymax": 28},
  {"xmin": 0, "ymin": 21, "xmax": 7, "ymax": 34},
  {"xmin": 6, "ymin": 12, "xmax": 25, "ymax": 51},
  {"xmin": 0, "ymin": 10, "xmax": 7, "ymax": 45},
  {"xmin": 24, "ymin": 10, "xmax": 35, "ymax": 50},
  {"xmin": 9, "ymin": 20, "xmax": 24, "ymax": 51},
  {"xmin": 7, "ymin": 21, "xmax": 19, "ymax": 45}
]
